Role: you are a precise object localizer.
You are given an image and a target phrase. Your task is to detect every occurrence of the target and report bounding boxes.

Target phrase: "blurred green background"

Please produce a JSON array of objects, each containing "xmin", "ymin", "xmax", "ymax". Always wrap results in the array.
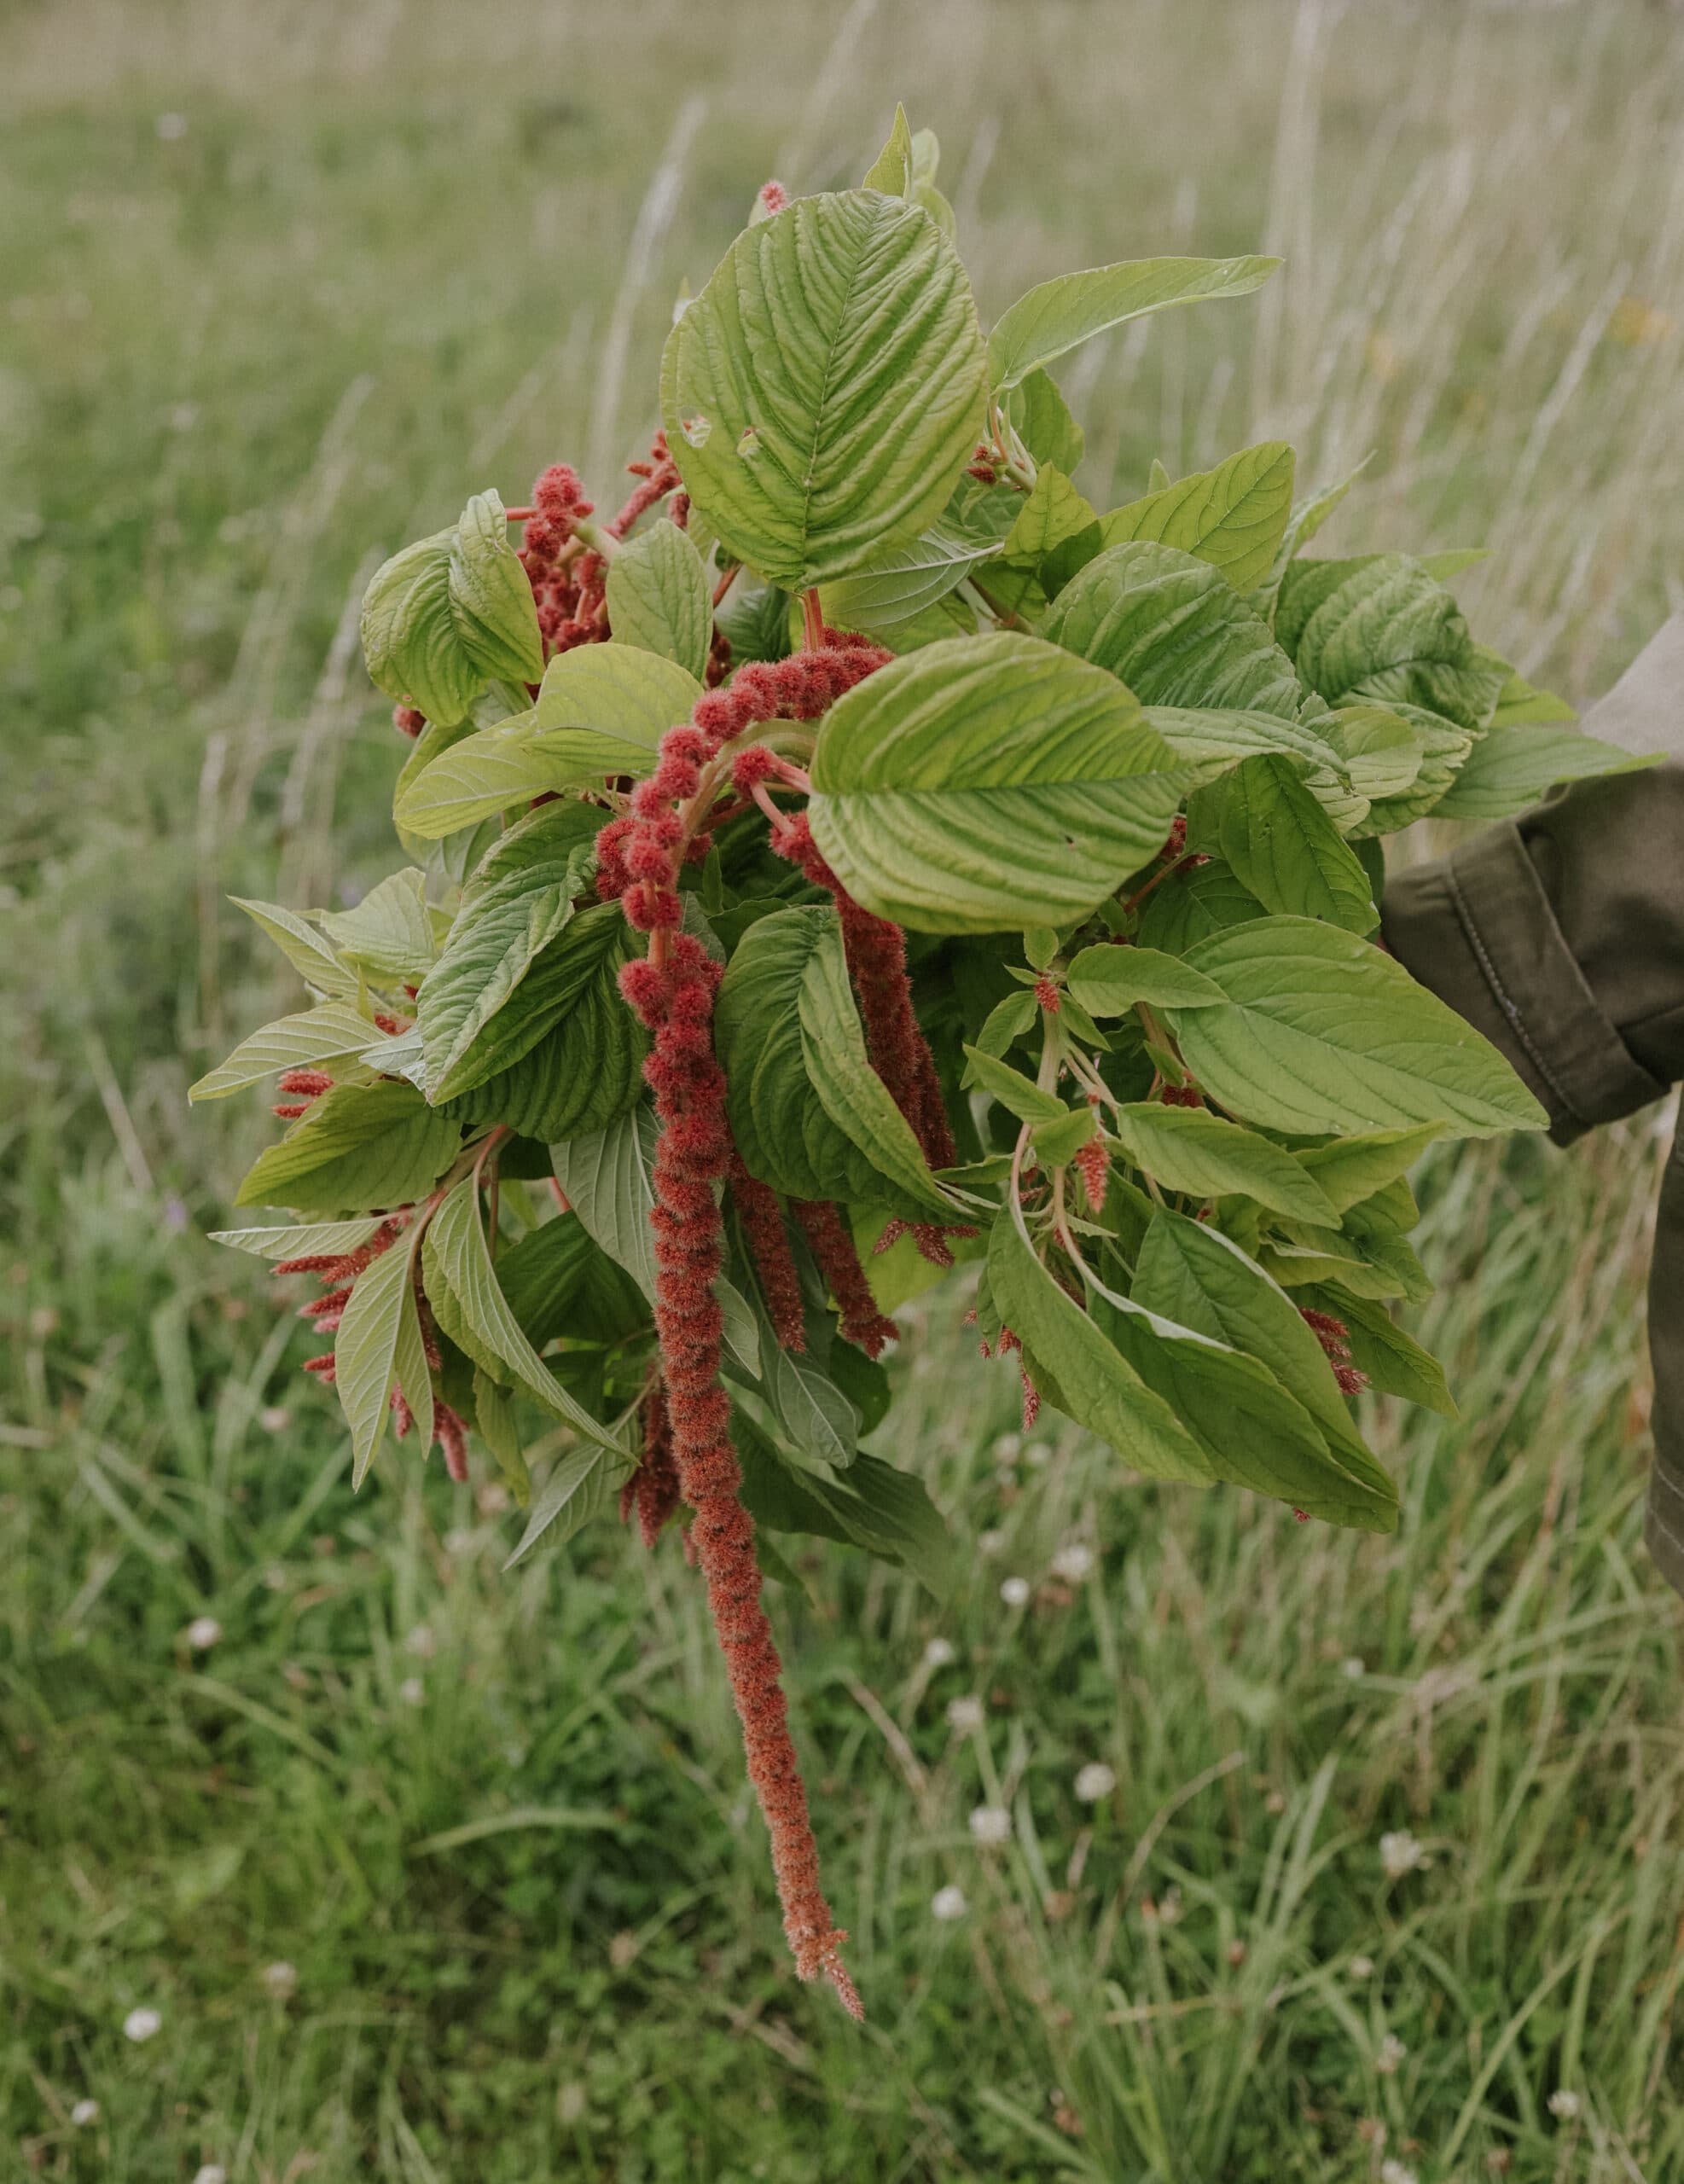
[{"xmin": 4, "ymin": 3, "xmax": 1684, "ymax": 2177}]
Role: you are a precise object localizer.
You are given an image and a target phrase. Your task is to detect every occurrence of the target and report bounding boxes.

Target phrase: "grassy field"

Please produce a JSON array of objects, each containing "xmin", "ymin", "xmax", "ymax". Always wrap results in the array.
[{"xmin": 5, "ymin": 2, "xmax": 1684, "ymax": 2177}]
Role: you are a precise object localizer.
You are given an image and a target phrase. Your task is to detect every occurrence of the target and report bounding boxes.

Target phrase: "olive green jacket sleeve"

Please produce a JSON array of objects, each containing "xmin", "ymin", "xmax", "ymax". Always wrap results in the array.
[{"xmin": 1383, "ymin": 615, "xmax": 1684, "ymax": 1595}]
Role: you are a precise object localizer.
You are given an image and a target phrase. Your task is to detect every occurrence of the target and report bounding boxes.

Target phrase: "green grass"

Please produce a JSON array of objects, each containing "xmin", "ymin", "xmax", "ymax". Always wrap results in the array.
[{"xmin": 4, "ymin": 3, "xmax": 1684, "ymax": 2176}]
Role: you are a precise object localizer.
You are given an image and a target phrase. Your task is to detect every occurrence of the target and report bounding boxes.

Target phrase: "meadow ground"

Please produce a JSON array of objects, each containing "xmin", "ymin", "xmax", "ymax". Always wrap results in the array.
[{"xmin": 4, "ymin": 3, "xmax": 1684, "ymax": 2177}]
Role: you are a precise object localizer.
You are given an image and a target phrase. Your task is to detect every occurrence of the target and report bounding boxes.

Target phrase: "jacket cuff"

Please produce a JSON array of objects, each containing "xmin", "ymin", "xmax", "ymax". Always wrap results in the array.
[{"xmin": 1383, "ymin": 823, "xmax": 1668, "ymax": 1145}]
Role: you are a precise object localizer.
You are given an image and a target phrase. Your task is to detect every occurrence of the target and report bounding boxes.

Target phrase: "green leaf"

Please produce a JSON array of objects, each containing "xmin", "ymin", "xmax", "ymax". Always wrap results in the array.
[
  {"xmin": 1032, "ymin": 1104, "xmax": 1097, "ymax": 1165},
  {"xmin": 473, "ymin": 1369, "xmax": 531, "ymax": 1507},
  {"xmin": 1002, "ymin": 466, "xmax": 1100, "ymax": 561},
  {"xmin": 796, "ymin": 919, "xmax": 957, "ymax": 1218},
  {"xmin": 427, "ymin": 897, "xmax": 633, "ymax": 1106},
  {"xmin": 551, "ymin": 1106, "xmax": 661, "ymax": 1300},
  {"xmin": 862, "ymin": 102, "xmax": 914, "ymax": 194},
  {"xmin": 985, "ymin": 1213, "xmax": 1212, "ymax": 1482},
  {"xmin": 1280, "ymin": 555, "xmax": 1505, "ymax": 732},
  {"xmin": 1164, "ymin": 917, "xmax": 1549, "ymax": 1137},
  {"xmin": 1329, "ymin": 706, "xmax": 1423, "ymax": 799},
  {"xmin": 230, "ymin": 897, "xmax": 363, "ymax": 1002},
  {"xmin": 1290, "ymin": 1125, "xmax": 1443, "ymax": 1217},
  {"xmin": 392, "ymin": 727, "xmax": 591, "ymax": 840},
  {"xmin": 1344, "ymin": 704, "xmax": 1472, "ymax": 839},
  {"xmin": 961, "ymin": 1044, "xmax": 1067, "ymax": 1123},
  {"xmin": 971, "ymin": 988, "xmax": 1040, "ymax": 1059},
  {"xmin": 191, "ymin": 1002, "xmax": 378, "ymax": 1102},
  {"xmin": 987, "ymin": 254, "xmax": 1278, "ymax": 392},
  {"xmin": 417, "ymin": 811, "xmax": 598, "ymax": 1098},
  {"xmin": 1094, "ymin": 442, "xmax": 1295, "ymax": 594},
  {"xmin": 316, "ymin": 868, "xmax": 437, "ymax": 983},
  {"xmin": 495, "ymin": 1209, "xmax": 647, "ymax": 1349},
  {"xmin": 1190, "ymin": 753, "xmax": 1378, "ymax": 933},
  {"xmin": 333, "ymin": 1234, "xmax": 432, "ymax": 1488},
  {"xmin": 715, "ymin": 576, "xmax": 792, "ymax": 665},
  {"xmin": 604, "ymin": 519, "xmax": 711, "ymax": 681},
  {"xmin": 393, "ymin": 714, "xmax": 505, "ymax": 884},
  {"xmin": 1250, "ymin": 453, "xmax": 1373, "ymax": 621},
  {"xmin": 1106, "ymin": 1102, "xmax": 1340, "ymax": 1222},
  {"xmin": 1297, "ymin": 1283, "xmax": 1456, "ymax": 1416},
  {"xmin": 531, "ymin": 642, "xmax": 702, "ymax": 758},
  {"xmin": 1045, "ymin": 540, "xmax": 1305, "ymax": 721},
  {"xmin": 424, "ymin": 1178, "xmax": 633, "ymax": 1457},
  {"xmin": 1130, "ymin": 1210, "xmax": 1398, "ymax": 1514},
  {"xmin": 1001, "ymin": 367, "xmax": 1084, "ymax": 474},
  {"xmin": 1066, "ymin": 944, "xmax": 1225, "ymax": 1014},
  {"xmin": 208, "ymin": 1216, "xmax": 384, "ymax": 1259},
  {"xmin": 1429, "ymin": 723, "xmax": 1657, "ymax": 822},
  {"xmin": 735, "ymin": 1408, "xmax": 953, "ymax": 1596},
  {"xmin": 235, "ymin": 1081, "xmax": 462, "ymax": 1213},
  {"xmin": 818, "ymin": 486, "xmax": 1016, "ymax": 633},
  {"xmin": 1136, "ymin": 860, "xmax": 1268, "ymax": 954},
  {"xmin": 1488, "ymin": 664, "xmax": 1576, "ymax": 729},
  {"xmin": 908, "ymin": 127, "xmax": 955, "ymax": 238},
  {"xmin": 503, "ymin": 1442, "xmax": 636, "ymax": 1568},
  {"xmin": 449, "ymin": 490, "xmax": 545, "ymax": 687},
  {"xmin": 808, "ymin": 631, "xmax": 1182, "ymax": 934},
  {"xmin": 360, "ymin": 527, "xmax": 482, "ymax": 727},
  {"xmin": 659, "ymin": 189, "xmax": 989, "ymax": 590}
]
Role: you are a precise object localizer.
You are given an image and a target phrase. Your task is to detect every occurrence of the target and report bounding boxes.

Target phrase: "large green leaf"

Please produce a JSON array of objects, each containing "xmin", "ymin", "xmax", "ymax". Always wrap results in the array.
[
  {"xmin": 423, "ymin": 1179, "xmax": 634, "ymax": 1460},
  {"xmin": 316, "ymin": 868, "xmax": 437, "ymax": 984},
  {"xmin": 1065, "ymin": 944, "xmax": 1225, "ymax": 1015},
  {"xmin": 715, "ymin": 905, "xmax": 949, "ymax": 1218},
  {"xmin": 659, "ymin": 189, "xmax": 989, "ymax": 590},
  {"xmin": 819, "ymin": 481, "xmax": 1017, "ymax": 633},
  {"xmin": 417, "ymin": 807, "xmax": 599, "ymax": 1098},
  {"xmin": 1044, "ymin": 539, "xmax": 1304, "ymax": 721},
  {"xmin": 807, "ymin": 631, "xmax": 1182, "ymax": 933},
  {"xmin": 1296, "ymin": 1282, "xmax": 1456, "ymax": 1416},
  {"xmin": 1136, "ymin": 860, "xmax": 1268, "ymax": 954},
  {"xmin": 1250, "ymin": 454, "xmax": 1373, "ymax": 622},
  {"xmin": 392, "ymin": 714, "xmax": 505, "ymax": 883},
  {"xmin": 493, "ymin": 1211, "xmax": 647, "ymax": 1350},
  {"xmin": 332, "ymin": 1234, "xmax": 433, "ymax": 1488},
  {"xmin": 1130, "ymin": 1210, "xmax": 1398, "ymax": 1511},
  {"xmin": 190, "ymin": 1002, "xmax": 378, "ymax": 1102},
  {"xmin": 503, "ymin": 1443, "xmax": 637, "ymax": 1568},
  {"xmin": 1001, "ymin": 466, "xmax": 1100, "ymax": 561},
  {"xmin": 1289, "ymin": 1125, "xmax": 1443, "ymax": 1217},
  {"xmin": 1188, "ymin": 753, "xmax": 1377, "ymax": 932},
  {"xmin": 985, "ymin": 1214, "xmax": 1212, "ymax": 1483},
  {"xmin": 1106, "ymin": 1102, "xmax": 1339, "ymax": 1222},
  {"xmin": 1279, "ymin": 555, "xmax": 1505, "ymax": 732},
  {"xmin": 550, "ymin": 1106, "xmax": 662, "ymax": 1300},
  {"xmin": 735, "ymin": 1408, "xmax": 952, "ymax": 1596},
  {"xmin": 1001, "ymin": 367, "xmax": 1084, "ymax": 474},
  {"xmin": 360, "ymin": 528, "xmax": 482, "ymax": 727},
  {"xmin": 1094, "ymin": 443, "xmax": 1295, "ymax": 594},
  {"xmin": 448, "ymin": 490, "xmax": 545, "ymax": 687},
  {"xmin": 425, "ymin": 898, "xmax": 631, "ymax": 1106},
  {"xmin": 393, "ymin": 729, "xmax": 591, "ymax": 840},
  {"xmin": 231, "ymin": 897, "xmax": 363, "ymax": 1002},
  {"xmin": 605, "ymin": 519, "xmax": 711, "ymax": 681},
  {"xmin": 1429, "ymin": 723, "xmax": 1656, "ymax": 822},
  {"xmin": 235, "ymin": 1081, "xmax": 462, "ymax": 1212},
  {"xmin": 987, "ymin": 254, "xmax": 1278, "ymax": 392},
  {"xmin": 1164, "ymin": 916, "xmax": 1549, "ymax": 1137},
  {"xmin": 208, "ymin": 1216, "xmax": 384, "ymax": 1260},
  {"xmin": 797, "ymin": 922, "xmax": 957, "ymax": 1218}
]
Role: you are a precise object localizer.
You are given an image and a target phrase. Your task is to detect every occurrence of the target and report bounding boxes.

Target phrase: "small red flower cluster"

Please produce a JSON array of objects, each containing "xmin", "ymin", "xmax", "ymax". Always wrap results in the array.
[
  {"xmin": 519, "ymin": 463, "xmax": 606, "ymax": 656},
  {"xmin": 620, "ymin": 1372, "xmax": 681, "ymax": 1548},
  {"xmin": 1298, "ymin": 1305, "xmax": 1370, "ymax": 1397},
  {"xmin": 607, "ymin": 430, "xmax": 682, "ymax": 541},
  {"xmin": 1160, "ymin": 1082, "xmax": 1203, "ymax": 1108},
  {"xmin": 271, "ymin": 1066, "xmax": 334, "ymax": 1121},
  {"xmin": 1074, "ymin": 1134, "xmax": 1110, "ymax": 1212}
]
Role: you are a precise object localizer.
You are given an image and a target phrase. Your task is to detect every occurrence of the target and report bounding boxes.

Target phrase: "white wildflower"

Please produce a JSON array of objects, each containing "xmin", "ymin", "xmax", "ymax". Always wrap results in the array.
[
  {"xmin": 977, "ymin": 1528, "xmax": 1005, "ymax": 1558},
  {"xmin": 258, "ymin": 1405, "xmax": 289, "ymax": 1433},
  {"xmin": 398, "ymin": 1676, "xmax": 425, "ymax": 1706},
  {"xmin": 969, "ymin": 1805, "xmax": 1012, "ymax": 1845},
  {"xmin": 1074, "ymin": 1762, "xmax": 1116, "ymax": 1803},
  {"xmin": 931, "ymin": 1885, "xmax": 968, "ymax": 1921},
  {"xmin": 1379, "ymin": 2163, "xmax": 1418, "ymax": 2184},
  {"xmin": 946, "ymin": 1695, "xmax": 985, "ymax": 1733},
  {"xmin": 922, "ymin": 1637, "xmax": 955, "ymax": 1669},
  {"xmin": 990, "ymin": 1432, "xmax": 1021, "ymax": 1461},
  {"xmin": 1548, "ymin": 2089, "xmax": 1582, "ymax": 2120},
  {"xmin": 1050, "ymin": 1542, "xmax": 1094, "ymax": 1583},
  {"xmin": 1341, "ymin": 1656, "xmax": 1366, "ymax": 1680},
  {"xmin": 1379, "ymin": 1829, "xmax": 1426, "ymax": 1879},
  {"xmin": 259, "ymin": 1960, "xmax": 297, "ymax": 1999},
  {"xmin": 71, "ymin": 2099, "xmax": 99, "ymax": 2127},
  {"xmin": 999, "ymin": 1576, "xmax": 1031, "ymax": 1609},
  {"xmin": 1376, "ymin": 2031, "xmax": 1406, "ymax": 2075},
  {"xmin": 1348, "ymin": 1955, "xmax": 1375, "ymax": 1979},
  {"xmin": 184, "ymin": 1617, "xmax": 222, "ymax": 1652},
  {"xmin": 122, "ymin": 2007, "xmax": 162, "ymax": 2043},
  {"xmin": 193, "ymin": 2168, "xmax": 228, "ymax": 2184},
  {"xmin": 1023, "ymin": 1441, "xmax": 1053, "ymax": 1467}
]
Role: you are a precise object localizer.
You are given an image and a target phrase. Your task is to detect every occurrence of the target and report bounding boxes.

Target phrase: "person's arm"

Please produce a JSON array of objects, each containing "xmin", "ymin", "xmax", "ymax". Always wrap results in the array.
[
  {"xmin": 1384, "ymin": 616, "xmax": 1684, "ymax": 1146},
  {"xmin": 1383, "ymin": 614, "xmax": 1684, "ymax": 1595}
]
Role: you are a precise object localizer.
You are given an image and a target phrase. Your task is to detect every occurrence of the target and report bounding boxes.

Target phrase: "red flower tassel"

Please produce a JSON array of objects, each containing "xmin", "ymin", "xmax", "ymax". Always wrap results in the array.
[
  {"xmin": 731, "ymin": 1157, "xmax": 806, "ymax": 1352},
  {"xmin": 793, "ymin": 1199, "xmax": 900, "ymax": 1360}
]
